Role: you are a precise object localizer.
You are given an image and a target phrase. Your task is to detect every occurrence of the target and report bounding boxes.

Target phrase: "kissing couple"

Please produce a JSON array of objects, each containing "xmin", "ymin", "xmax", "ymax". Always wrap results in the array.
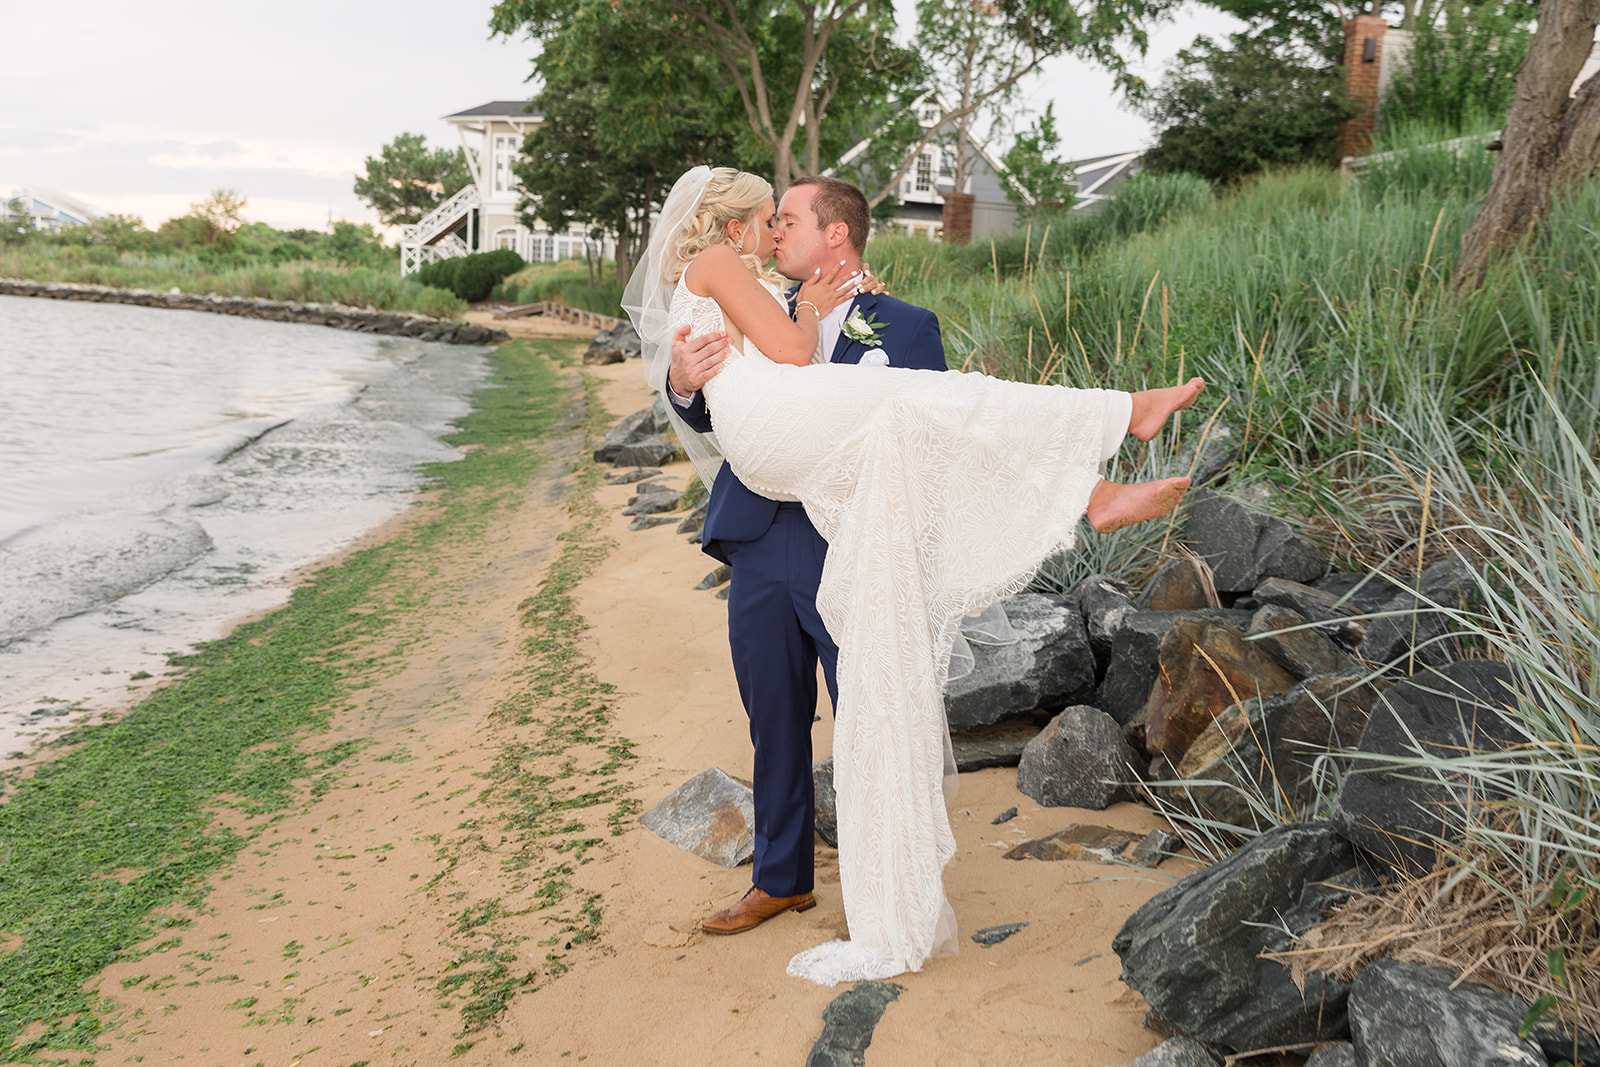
[{"xmin": 622, "ymin": 167, "xmax": 1202, "ymax": 986}]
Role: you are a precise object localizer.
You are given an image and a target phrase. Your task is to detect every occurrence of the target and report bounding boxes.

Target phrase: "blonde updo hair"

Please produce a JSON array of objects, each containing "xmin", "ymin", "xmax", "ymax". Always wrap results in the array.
[{"xmin": 669, "ymin": 167, "xmax": 783, "ymax": 285}]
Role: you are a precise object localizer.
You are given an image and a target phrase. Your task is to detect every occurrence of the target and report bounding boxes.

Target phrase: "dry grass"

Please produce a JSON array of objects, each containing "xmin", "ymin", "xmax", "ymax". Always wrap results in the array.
[{"xmin": 1267, "ymin": 842, "xmax": 1600, "ymax": 1033}]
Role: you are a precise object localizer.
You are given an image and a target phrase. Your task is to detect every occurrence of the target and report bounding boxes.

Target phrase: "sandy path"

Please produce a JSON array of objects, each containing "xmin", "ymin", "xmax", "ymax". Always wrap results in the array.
[{"xmin": 89, "ymin": 348, "xmax": 1187, "ymax": 1067}]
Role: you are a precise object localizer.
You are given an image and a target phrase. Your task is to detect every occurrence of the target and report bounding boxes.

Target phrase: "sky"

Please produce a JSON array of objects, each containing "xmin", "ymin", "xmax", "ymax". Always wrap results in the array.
[{"xmin": 2, "ymin": 1, "xmax": 1239, "ymax": 232}]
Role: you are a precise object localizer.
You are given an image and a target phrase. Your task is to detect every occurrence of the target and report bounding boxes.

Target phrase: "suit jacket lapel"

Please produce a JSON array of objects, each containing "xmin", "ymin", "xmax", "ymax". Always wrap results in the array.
[{"xmin": 832, "ymin": 293, "xmax": 872, "ymax": 364}]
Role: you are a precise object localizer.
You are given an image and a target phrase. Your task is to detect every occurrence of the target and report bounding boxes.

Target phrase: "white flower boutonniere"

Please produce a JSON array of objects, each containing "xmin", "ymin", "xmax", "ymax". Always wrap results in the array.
[{"xmin": 841, "ymin": 307, "xmax": 887, "ymax": 346}]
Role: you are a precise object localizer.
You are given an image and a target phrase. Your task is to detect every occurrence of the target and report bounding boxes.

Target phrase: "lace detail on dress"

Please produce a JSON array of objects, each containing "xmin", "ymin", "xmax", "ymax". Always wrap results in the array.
[{"xmin": 669, "ymin": 275, "xmax": 1122, "ymax": 986}]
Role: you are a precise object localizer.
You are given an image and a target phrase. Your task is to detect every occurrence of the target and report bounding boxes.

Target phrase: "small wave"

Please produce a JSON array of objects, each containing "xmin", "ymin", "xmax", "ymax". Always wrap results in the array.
[{"xmin": 0, "ymin": 515, "xmax": 214, "ymax": 646}]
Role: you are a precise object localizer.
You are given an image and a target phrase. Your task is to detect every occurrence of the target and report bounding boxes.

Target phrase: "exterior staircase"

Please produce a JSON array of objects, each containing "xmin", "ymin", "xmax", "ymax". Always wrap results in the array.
[{"xmin": 400, "ymin": 185, "xmax": 481, "ymax": 276}]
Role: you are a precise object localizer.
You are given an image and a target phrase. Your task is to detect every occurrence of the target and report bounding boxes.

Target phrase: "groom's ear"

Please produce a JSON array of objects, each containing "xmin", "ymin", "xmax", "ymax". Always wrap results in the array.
[{"xmin": 824, "ymin": 220, "xmax": 851, "ymax": 249}]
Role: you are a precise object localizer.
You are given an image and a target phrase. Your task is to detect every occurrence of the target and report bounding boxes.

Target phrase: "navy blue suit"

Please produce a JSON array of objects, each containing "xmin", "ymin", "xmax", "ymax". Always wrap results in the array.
[{"xmin": 677, "ymin": 291, "xmax": 947, "ymax": 897}]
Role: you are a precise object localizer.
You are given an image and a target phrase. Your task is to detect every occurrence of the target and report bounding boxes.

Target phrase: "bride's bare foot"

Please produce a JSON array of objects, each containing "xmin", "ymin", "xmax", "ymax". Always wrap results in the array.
[
  {"xmin": 1087, "ymin": 477, "xmax": 1192, "ymax": 533},
  {"xmin": 1128, "ymin": 377, "xmax": 1205, "ymax": 441}
]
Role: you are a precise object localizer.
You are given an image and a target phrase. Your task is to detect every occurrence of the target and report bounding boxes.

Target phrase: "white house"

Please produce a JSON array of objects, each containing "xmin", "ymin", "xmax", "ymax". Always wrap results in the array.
[
  {"xmin": 4, "ymin": 187, "xmax": 104, "ymax": 232},
  {"xmin": 400, "ymin": 100, "xmax": 613, "ymax": 276}
]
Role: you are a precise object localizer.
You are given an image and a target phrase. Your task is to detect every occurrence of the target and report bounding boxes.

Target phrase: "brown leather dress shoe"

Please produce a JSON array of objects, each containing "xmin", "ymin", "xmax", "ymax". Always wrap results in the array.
[{"xmin": 702, "ymin": 886, "xmax": 816, "ymax": 935}]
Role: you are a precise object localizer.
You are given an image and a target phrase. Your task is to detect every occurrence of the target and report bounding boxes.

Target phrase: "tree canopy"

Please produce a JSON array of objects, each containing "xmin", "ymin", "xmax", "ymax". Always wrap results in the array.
[{"xmin": 353, "ymin": 133, "xmax": 472, "ymax": 227}]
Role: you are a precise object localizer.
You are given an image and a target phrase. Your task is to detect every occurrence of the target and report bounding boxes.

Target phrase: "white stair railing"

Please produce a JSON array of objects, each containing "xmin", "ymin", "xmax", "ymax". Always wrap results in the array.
[{"xmin": 400, "ymin": 185, "xmax": 482, "ymax": 275}]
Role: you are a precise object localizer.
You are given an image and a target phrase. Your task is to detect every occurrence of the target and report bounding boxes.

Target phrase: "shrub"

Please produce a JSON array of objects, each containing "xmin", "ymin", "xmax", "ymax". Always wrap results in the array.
[
  {"xmin": 1380, "ymin": 13, "xmax": 1532, "ymax": 132},
  {"xmin": 416, "ymin": 250, "xmax": 525, "ymax": 302}
]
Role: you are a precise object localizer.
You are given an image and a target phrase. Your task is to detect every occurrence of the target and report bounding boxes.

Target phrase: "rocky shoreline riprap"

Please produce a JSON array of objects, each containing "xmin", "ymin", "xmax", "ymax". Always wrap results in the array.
[
  {"xmin": 591, "ymin": 366, "xmax": 1571, "ymax": 1065},
  {"xmin": 0, "ymin": 278, "xmax": 509, "ymax": 344}
]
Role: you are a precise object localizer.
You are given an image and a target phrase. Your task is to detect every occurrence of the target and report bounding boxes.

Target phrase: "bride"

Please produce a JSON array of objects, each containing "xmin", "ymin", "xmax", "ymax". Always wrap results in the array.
[{"xmin": 624, "ymin": 165, "xmax": 1200, "ymax": 986}]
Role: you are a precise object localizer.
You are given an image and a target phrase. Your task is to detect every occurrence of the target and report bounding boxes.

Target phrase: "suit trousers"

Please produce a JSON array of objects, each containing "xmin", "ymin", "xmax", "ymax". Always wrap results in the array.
[{"xmin": 718, "ymin": 502, "xmax": 840, "ymax": 898}]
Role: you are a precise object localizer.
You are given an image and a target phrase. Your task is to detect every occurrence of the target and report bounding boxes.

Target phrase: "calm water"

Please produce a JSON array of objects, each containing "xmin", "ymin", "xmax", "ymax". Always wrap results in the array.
[{"xmin": 0, "ymin": 295, "xmax": 489, "ymax": 758}]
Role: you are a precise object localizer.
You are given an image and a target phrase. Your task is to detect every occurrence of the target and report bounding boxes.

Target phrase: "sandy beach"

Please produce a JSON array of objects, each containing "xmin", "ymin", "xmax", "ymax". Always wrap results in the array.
[{"xmin": 63, "ymin": 333, "xmax": 1192, "ymax": 1067}]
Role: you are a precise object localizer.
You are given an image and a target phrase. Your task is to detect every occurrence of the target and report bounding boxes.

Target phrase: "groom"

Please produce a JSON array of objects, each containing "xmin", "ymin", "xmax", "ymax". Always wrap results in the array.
[{"xmin": 667, "ymin": 176, "xmax": 948, "ymax": 934}]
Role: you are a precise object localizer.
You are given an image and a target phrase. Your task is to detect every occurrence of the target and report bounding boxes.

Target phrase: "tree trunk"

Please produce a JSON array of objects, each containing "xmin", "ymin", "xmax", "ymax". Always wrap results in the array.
[{"xmin": 1454, "ymin": 0, "xmax": 1600, "ymax": 290}]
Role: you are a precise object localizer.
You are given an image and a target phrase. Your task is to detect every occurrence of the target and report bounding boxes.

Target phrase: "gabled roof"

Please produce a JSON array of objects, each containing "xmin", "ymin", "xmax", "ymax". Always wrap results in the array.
[
  {"xmin": 8, "ymin": 186, "xmax": 104, "ymax": 222},
  {"xmin": 829, "ymin": 91, "xmax": 1034, "ymax": 206},
  {"xmin": 444, "ymin": 101, "xmax": 543, "ymax": 121}
]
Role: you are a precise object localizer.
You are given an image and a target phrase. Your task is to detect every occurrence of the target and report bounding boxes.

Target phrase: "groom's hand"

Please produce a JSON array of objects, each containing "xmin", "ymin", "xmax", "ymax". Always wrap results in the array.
[{"xmin": 669, "ymin": 324, "xmax": 730, "ymax": 398}]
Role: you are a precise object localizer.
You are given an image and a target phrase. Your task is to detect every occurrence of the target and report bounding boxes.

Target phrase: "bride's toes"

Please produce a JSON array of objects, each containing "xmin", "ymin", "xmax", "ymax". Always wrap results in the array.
[
  {"xmin": 1128, "ymin": 378, "xmax": 1207, "ymax": 441},
  {"xmin": 1087, "ymin": 477, "xmax": 1192, "ymax": 533}
]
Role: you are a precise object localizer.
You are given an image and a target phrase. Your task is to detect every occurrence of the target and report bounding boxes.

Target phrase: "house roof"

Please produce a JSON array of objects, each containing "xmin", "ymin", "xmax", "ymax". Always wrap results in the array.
[
  {"xmin": 444, "ymin": 101, "xmax": 543, "ymax": 121},
  {"xmin": 10, "ymin": 186, "xmax": 104, "ymax": 222}
]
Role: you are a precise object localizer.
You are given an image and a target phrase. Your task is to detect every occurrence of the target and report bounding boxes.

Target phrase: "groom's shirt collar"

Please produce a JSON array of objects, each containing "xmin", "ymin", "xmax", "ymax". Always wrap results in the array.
[{"xmin": 818, "ymin": 296, "xmax": 855, "ymax": 364}]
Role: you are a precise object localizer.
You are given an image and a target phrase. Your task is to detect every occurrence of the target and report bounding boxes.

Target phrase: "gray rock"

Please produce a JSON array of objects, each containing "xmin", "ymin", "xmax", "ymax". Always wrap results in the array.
[
  {"xmin": 639, "ymin": 768, "xmax": 754, "ymax": 867},
  {"xmin": 972, "ymin": 922, "xmax": 1028, "ymax": 946},
  {"xmin": 676, "ymin": 499, "xmax": 708, "ymax": 536},
  {"xmin": 628, "ymin": 515, "xmax": 678, "ymax": 531},
  {"xmin": 1304, "ymin": 1043, "xmax": 1358, "ymax": 1067},
  {"xmin": 1171, "ymin": 417, "xmax": 1238, "ymax": 487},
  {"xmin": 609, "ymin": 434, "xmax": 680, "ymax": 468},
  {"xmin": 1125, "ymin": 1036, "xmax": 1217, "ymax": 1067},
  {"xmin": 1312, "ymin": 571, "xmax": 1405, "ymax": 614},
  {"xmin": 1248, "ymin": 604, "xmax": 1360, "ymax": 680},
  {"xmin": 813, "ymin": 758, "xmax": 837, "ymax": 847},
  {"xmin": 1016, "ymin": 706, "xmax": 1140, "ymax": 809},
  {"xmin": 597, "ymin": 405, "xmax": 660, "ymax": 449},
  {"xmin": 1096, "ymin": 609, "xmax": 1254, "ymax": 728},
  {"xmin": 622, "ymin": 485, "xmax": 681, "ymax": 515},
  {"xmin": 991, "ymin": 806, "xmax": 1018, "ymax": 825},
  {"xmin": 612, "ymin": 321, "xmax": 642, "ymax": 359},
  {"xmin": 1332, "ymin": 660, "xmax": 1524, "ymax": 876},
  {"xmin": 605, "ymin": 467, "xmax": 663, "ymax": 484},
  {"xmin": 950, "ymin": 719, "xmax": 1041, "ymax": 771},
  {"xmin": 943, "ymin": 594, "xmax": 1095, "ymax": 731},
  {"xmin": 694, "ymin": 564, "xmax": 730, "ymax": 591},
  {"xmin": 1066, "ymin": 574, "xmax": 1136, "ymax": 676},
  {"xmin": 1114, "ymin": 821, "xmax": 1373, "ymax": 1052},
  {"xmin": 1142, "ymin": 615, "xmax": 1299, "ymax": 764},
  {"xmin": 1253, "ymin": 578, "xmax": 1367, "ymax": 647},
  {"xmin": 806, "ymin": 981, "xmax": 904, "ymax": 1067},
  {"xmin": 1357, "ymin": 554, "xmax": 1478, "ymax": 667},
  {"xmin": 1349, "ymin": 960, "xmax": 1547, "ymax": 1067},
  {"xmin": 1180, "ymin": 488, "xmax": 1328, "ymax": 593}
]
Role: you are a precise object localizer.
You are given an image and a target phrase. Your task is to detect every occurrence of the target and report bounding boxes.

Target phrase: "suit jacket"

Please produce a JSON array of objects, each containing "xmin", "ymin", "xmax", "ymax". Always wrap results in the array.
[{"xmin": 677, "ymin": 291, "xmax": 948, "ymax": 561}]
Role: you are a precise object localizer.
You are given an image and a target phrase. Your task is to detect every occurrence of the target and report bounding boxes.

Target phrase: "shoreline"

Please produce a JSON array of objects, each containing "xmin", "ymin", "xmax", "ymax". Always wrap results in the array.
[
  {"xmin": 1, "ymin": 335, "xmax": 1185, "ymax": 1065},
  {"xmin": 0, "ymin": 278, "xmax": 509, "ymax": 344}
]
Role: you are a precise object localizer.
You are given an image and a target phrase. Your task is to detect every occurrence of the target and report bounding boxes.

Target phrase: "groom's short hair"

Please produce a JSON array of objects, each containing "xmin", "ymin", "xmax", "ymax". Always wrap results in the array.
[{"xmin": 790, "ymin": 176, "xmax": 869, "ymax": 255}]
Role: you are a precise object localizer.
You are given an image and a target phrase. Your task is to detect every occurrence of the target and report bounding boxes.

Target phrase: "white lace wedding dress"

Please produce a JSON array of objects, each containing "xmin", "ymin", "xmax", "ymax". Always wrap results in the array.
[{"xmin": 671, "ymin": 274, "xmax": 1130, "ymax": 986}]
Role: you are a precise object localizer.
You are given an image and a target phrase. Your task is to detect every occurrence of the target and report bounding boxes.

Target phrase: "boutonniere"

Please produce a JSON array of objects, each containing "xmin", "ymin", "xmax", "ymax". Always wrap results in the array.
[{"xmin": 841, "ymin": 306, "xmax": 887, "ymax": 346}]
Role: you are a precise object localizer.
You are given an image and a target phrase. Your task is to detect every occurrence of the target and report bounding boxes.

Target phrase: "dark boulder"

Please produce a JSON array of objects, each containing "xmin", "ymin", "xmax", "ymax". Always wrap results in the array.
[
  {"xmin": 1175, "ymin": 675, "xmax": 1387, "ymax": 831},
  {"xmin": 1016, "ymin": 706, "xmax": 1141, "ymax": 809},
  {"xmin": 1172, "ymin": 417, "xmax": 1239, "ymax": 488},
  {"xmin": 1142, "ymin": 616, "xmax": 1299, "ymax": 764},
  {"xmin": 950, "ymin": 718, "xmax": 1042, "ymax": 771},
  {"xmin": 1312, "ymin": 571, "xmax": 1405, "ymax": 614},
  {"xmin": 1356, "ymin": 554, "xmax": 1478, "ymax": 668},
  {"xmin": 1248, "ymin": 604, "xmax": 1360, "ymax": 680},
  {"xmin": 943, "ymin": 594, "xmax": 1095, "ymax": 731},
  {"xmin": 608, "ymin": 434, "xmax": 680, "ymax": 468},
  {"xmin": 1180, "ymin": 488, "xmax": 1328, "ymax": 594},
  {"xmin": 813, "ymin": 758, "xmax": 837, "ymax": 847},
  {"xmin": 1331, "ymin": 660, "xmax": 1524, "ymax": 876},
  {"xmin": 1066, "ymin": 574, "xmax": 1136, "ymax": 677},
  {"xmin": 1120, "ymin": 1037, "xmax": 1218, "ymax": 1067},
  {"xmin": 1303, "ymin": 1043, "xmax": 1357, "ymax": 1067},
  {"xmin": 1253, "ymin": 578, "xmax": 1367, "ymax": 648},
  {"xmin": 1114, "ymin": 821, "xmax": 1374, "ymax": 1052},
  {"xmin": 1349, "ymin": 960, "xmax": 1547, "ymax": 1067},
  {"xmin": 806, "ymin": 981, "xmax": 903, "ymax": 1067}
]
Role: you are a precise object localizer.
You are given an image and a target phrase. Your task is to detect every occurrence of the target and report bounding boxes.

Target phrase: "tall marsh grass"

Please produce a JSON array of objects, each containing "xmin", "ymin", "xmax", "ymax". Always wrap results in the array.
[
  {"xmin": 0, "ymin": 246, "xmax": 464, "ymax": 318},
  {"xmin": 496, "ymin": 258, "xmax": 625, "ymax": 317}
]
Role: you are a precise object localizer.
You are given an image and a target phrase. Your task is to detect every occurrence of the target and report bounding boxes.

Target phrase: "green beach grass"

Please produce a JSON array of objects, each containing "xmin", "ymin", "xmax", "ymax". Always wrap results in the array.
[{"xmin": 0, "ymin": 338, "xmax": 624, "ymax": 1061}]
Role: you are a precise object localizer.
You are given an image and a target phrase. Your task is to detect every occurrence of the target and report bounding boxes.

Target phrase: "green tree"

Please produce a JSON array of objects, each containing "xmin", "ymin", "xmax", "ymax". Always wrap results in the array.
[
  {"xmin": 1001, "ymin": 103, "xmax": 1075, "ymax": 219},
  {"xmin": 327, "ymin": 221, "xmax": 389, "ymax": 268},
  {"xmin": 1381, "ymin": 2, "xmax": 1535, "ymax": 130},
  {"xmin": 1141, "ymin": 33, "xmax": 1352, "ymax": 184},
  {"xmin": 491, "ymin": 0, "xmax": 917, "ymax": 191},
  {"xmin": 509, "ymin": 2, "xmax": 743, "ymax": 284},
  {"xmin": 889, "ymin": 0, "xmax": 1164, "ymax": 213},
  {"xmin": 2, "ymin": 197, "xmax": 35, "ymax": 245},
  {"xmin": 353, "ymin": 133, "xmax": 472, "ymax": 227}
]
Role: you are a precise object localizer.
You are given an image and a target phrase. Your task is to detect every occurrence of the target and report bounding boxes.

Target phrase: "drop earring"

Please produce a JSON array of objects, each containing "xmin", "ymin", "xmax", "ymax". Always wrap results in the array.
[{"xmin": 733, "ymin": 227, "xmax": 747, "ymax": 254}]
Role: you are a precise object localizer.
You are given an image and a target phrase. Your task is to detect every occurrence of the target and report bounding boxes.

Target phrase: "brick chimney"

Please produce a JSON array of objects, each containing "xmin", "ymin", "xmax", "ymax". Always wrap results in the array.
[
  {"xmin": 940, "ymin": 192, "xmax": 975, "ymax": 246},
  {"xmin": 1339, "ymin": 15, "xmax": 1389, "ymax": 159}
]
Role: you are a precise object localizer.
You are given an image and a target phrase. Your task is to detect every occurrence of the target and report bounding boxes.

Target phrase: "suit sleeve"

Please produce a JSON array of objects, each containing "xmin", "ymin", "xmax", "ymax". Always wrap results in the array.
[{"xmin": 676, "ymin": 390, "xmax": 715, "ymax": 434}]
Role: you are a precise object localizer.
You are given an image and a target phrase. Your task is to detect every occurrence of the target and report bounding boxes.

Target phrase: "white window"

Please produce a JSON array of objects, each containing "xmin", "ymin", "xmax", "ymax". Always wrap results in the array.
[
  {"xmin": 920, "ymin": 104, "xmax": 941, "ymax": 124},
  {"xmin": 493, "ymin": 133, "xmax": 520, "ymax": 195},
  {"xmin": 914, "ymin": 152, "xmax": 933, "ymax": 193},
  {"xmin": 495, "ymin": 227, "xmax": 518, "ymax": 251}
]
